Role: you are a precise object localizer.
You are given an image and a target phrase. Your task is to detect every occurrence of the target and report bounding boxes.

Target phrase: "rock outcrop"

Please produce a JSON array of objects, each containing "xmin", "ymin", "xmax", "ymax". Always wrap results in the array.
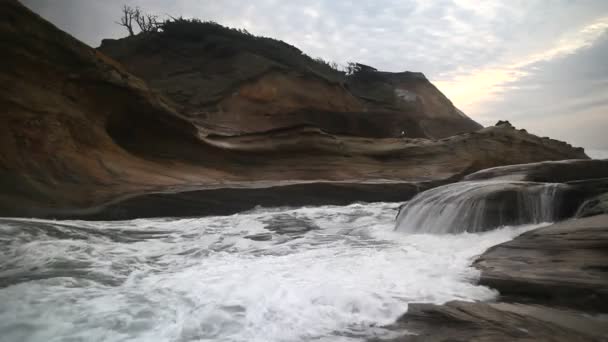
[
  {"xmin": 395, "ymin": 159, "xmax": 608, "ymax": 233},
  {"xmin": 395, "ymin": 181, "xmax": 567, "ymax": 234},
  {"xmin": 98, "ymin": 21, "xmax": 482, "ymax": 139},
  {"xmin": 577, "ymin": 193, "xmax": 608, "ymax": 217},
  {"xmin": 0, "ymin": 0, "xmax": 206, "ymax": 217},
  {"xmin": 389, "ymin": 161, "xmax": 608, "ymax": 339},
  {"xmin": 475, "ymin": 215, "xmax": 608, "ymax": 312},
  {"xmin": 385, "ymin": 215, "xmax": 608, "ymax": 341},
  {"xmin": 465, "ymin": 159, "xmax": 608, "ymax": 182},
  {"xmin": 0, "ymin": 1, "xmax": 590, "ymax": 219},
  {"xmin": 465, "ymin": 159, "xmax": 608, "ymax": 221},
  {"xmin": 386, "ymin": 301, "xmax": 608, "ymax": 342}
]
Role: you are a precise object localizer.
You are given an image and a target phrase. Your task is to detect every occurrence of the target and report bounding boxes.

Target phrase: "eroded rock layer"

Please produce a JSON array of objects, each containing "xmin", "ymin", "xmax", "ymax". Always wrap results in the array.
[
  {"xmin": 97, "ymin": 23, "xmax": 482, "ymax": 139},
  {"xmin": 0, "ymin": 0, "xmax": 589, "ymax": 219}
]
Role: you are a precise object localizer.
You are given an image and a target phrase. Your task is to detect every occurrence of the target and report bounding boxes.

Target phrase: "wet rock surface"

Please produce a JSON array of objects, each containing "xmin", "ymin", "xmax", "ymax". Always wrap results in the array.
[
  {"xmin": 395, "ymin": 181, "xmax": 566, "ymax": 234},
  {"xmin": 475, "ymin": 214, "xmax": 608, "ymax": 312},
  {"xmin": 577, "ymin": 192, "xmax": 608, "ymax": 218},
  {"xmin": 387, "ymin": 215, "xmax": 608, "ymax": 341},
  {"xmin": 465, "ymin": 159, "xmax": 608, "ymax": 183},
  {"xmin": 261, "ymin": 214, "xmax": 320, "ymax": 235},
  {"xmin": 395, "ymin": 159, "xmax": 608, "ymax": 234},
  {"xmin": 384, "ymin": 301, "xmax": 608, "ymax": 342},
  {"xmin": 244, "ymin": 233, "xmax": 273, "ymax": 241},
  {"xmin": 464, "ymin": 159, "xmax": 608, "ymax": 225}
]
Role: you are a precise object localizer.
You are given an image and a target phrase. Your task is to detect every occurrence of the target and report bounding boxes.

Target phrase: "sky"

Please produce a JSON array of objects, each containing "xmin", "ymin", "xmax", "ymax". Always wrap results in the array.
[{"xmin": 22, "ymin": 0, "xmax": 608, "ymax": 151}]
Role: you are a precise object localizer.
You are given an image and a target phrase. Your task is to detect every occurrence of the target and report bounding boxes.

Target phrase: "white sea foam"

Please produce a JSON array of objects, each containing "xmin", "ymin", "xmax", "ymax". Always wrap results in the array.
[{"xmin": 0, "ymin": 203, "xmax": 543, "ymax": 342}]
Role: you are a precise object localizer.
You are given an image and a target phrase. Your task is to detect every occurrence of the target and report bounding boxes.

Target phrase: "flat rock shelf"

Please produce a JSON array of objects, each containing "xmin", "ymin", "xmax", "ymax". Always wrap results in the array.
[{"xmin": 385, "ymin": 214, "xmax": 608, "ymax": 341}]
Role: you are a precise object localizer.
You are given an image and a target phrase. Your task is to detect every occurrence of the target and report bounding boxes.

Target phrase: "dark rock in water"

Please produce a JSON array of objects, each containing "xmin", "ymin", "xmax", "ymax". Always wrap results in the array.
[
  {"xmin": 475, "ymin": 214, "xmax": 608, "ymax": 312},
  {"xmin": 570, "ymin": 178, "xmax": 608, "ymax": 218},
  {"xmin": 387, "ymin": 215, "xmax": 608, "ymax": 341},
  {"xmin": 394, "ymin": 160, "xmax": 608, "ymax": 234},
  {"xmin": 419, "ymin": 159, "xmax": 608, "ymax": 233},
  {"xmin": 261, "ymin": 214, "xmax": 320, "ymax": 235},
  {"xmin": 396, "ymin": 178, "xmax": 608, "ymax": 233},
  {"xmin": 384, "ymin": 301, "xmax": 608, "ymax": 342},
  {"xmin": 244, "ymin": 233, "xmax": 273, "ymax": 241},
  {"xmin": 577, "ymin": 193, "xmax": 608, "ymax": 218},
  {"xmin": 395, "ymin": 181, "xmax": 567, "ymax": 234}
]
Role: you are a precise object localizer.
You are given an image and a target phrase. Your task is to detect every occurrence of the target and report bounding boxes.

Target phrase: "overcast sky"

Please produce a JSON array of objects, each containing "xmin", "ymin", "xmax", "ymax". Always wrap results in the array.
[{"xmin": 23, "ymin": 0, "xmax": 608, "ymax": 151}]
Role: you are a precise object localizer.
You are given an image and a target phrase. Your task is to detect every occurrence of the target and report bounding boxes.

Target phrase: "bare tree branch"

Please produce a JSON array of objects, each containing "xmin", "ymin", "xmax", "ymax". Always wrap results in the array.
[
  {"xmin": 135, "ymin": 11, "xmax": 160, "ymax": 33},
  {"xmin": 116, "ymin": 5, "xmax": 137, "ymax": 36}
]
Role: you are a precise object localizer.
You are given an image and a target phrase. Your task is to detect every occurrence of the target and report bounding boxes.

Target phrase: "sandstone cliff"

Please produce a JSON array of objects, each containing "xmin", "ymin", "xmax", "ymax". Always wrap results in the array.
[
  {"xmin": 0, "ymin": 1, "xmax": 589, "ymax": 219},
  {"xmin": 98, "ymin": 20, "xmax": 482, "ymax": 139}
]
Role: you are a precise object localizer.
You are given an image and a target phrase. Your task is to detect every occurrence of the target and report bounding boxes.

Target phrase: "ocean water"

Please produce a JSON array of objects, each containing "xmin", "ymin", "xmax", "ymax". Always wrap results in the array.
[{"xmin": 0, "ymin": 203, "xmax": 542, "ymax": 342}]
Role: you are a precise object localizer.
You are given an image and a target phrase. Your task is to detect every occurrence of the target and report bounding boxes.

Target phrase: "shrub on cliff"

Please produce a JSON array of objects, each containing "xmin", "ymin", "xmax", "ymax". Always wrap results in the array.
[
  {"xmin": 159, "ymin": 18, "xmax": 344, "ymax": 80},
  {"xmin": 114, "ymin": 6, "xmax": 344, "ymax": 82}
]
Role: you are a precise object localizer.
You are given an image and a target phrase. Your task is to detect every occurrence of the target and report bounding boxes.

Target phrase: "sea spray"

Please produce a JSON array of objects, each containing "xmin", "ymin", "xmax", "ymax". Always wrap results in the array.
[{"xmin": 0, "ymin": 203, "xmax": 541, "ymax": 342}]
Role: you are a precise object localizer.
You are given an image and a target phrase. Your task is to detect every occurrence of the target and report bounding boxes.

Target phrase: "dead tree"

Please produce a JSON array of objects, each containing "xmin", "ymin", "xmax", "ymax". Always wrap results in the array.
[
  {"xmin": 116, "ymin": 5, "xmax": 137, "ymax": 36},
  {"xmin": 135, "ymin": 12, "xmax": 160, "ymax": 33}
]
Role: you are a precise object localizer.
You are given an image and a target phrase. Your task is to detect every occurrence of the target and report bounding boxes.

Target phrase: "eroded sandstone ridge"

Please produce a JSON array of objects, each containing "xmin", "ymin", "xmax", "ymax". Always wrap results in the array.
[
  {"xmin": 0, "ymin": 0, "xmax": 588, "ymax": 219},
  {"xmin": 98, "ymin": 23, "xmax": 481, "ymax": 140}
]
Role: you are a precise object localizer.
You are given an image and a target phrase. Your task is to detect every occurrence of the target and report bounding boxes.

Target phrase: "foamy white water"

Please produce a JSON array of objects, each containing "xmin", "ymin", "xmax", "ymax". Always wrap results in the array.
[
  {"xmin": 0, "ymin": 203, "xmax": 541, "ymax": 342},
  {"xmin": 395, "ymin": 181, "xmax": 562, "ymax": 234}
]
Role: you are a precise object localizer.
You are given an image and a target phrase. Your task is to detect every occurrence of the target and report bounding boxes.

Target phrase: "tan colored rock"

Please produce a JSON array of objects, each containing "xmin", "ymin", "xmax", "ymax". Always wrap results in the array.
[
  {"xmin": 98, "ymin": 25, "xmax": 482, "ymax": 139},
  {"xmin": 0, "ymin": 1, "xmax": 590, "ymax": 218}
]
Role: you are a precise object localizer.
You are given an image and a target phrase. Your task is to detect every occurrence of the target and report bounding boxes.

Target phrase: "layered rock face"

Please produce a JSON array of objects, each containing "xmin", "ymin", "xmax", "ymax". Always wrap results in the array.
[
  {"xmin": 0, "ymin": 0, "xmax": 207, "ymax": 216},
  {"xmin": 98, "ymin": 23, "xmax": 481, "ymax": 139},
  {"xmin": 0, "ymin": 1, "xmax": 589, "ymax": 219}
]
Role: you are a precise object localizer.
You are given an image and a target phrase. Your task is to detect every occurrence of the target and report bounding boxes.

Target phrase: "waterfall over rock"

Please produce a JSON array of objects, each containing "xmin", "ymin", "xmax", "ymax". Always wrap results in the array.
[{"xmin": 395, "ymin": 181, "xmax": 564, "ymax": 234}]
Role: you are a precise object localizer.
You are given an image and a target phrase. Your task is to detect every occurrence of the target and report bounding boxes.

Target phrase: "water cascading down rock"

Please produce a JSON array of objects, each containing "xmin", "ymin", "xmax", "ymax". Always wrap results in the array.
[{"xmin": 395, "ymin": 181, "xmax": 564, "ymax": 234}]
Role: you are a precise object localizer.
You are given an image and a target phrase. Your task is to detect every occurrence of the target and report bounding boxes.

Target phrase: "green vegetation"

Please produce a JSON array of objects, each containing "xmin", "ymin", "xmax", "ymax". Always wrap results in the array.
[
  {"xmin": 115, "ymin": 6, "xmax": 379, "ymax": 83},
  {"xmin": 158, "ymin": 17, "xmax": 345, "ymax": 81}
]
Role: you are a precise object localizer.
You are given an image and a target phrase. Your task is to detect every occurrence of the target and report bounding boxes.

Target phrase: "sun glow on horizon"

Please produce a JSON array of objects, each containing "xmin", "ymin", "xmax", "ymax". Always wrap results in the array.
[{"xmin": 434, "ymin": 16, "xmax": 608, "ymax": 120}]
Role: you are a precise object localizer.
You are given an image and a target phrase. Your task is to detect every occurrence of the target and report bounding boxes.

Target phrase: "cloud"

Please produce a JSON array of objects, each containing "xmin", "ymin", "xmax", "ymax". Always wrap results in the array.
[
  {"xmin": 20, "ymin": 0, "xmax": 608, "ymax": 149},
  {"xmin": 434, "ymin": 15, "xmax": 608, "ymax": 115},
  {"xmin": 476, "ymin": 31, "xmax": 608, "ymax": 149}
]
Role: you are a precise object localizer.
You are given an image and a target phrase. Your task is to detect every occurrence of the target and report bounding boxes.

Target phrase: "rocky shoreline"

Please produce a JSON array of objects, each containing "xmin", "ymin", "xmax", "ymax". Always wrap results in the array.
[
  {"xmin": 3, "ymin": 1, "xmax": 608, "ymax": 340},
  {"xmin": 0, "ymin": 0, "xmax": 589, "ymax": 219},
  {"xmin": 384, "ymin": 214, "xmax": 608, "ymax": 341},
  {"xmin": 384, "ymin": 159, "xmax": 608, "ymax": 341}
]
